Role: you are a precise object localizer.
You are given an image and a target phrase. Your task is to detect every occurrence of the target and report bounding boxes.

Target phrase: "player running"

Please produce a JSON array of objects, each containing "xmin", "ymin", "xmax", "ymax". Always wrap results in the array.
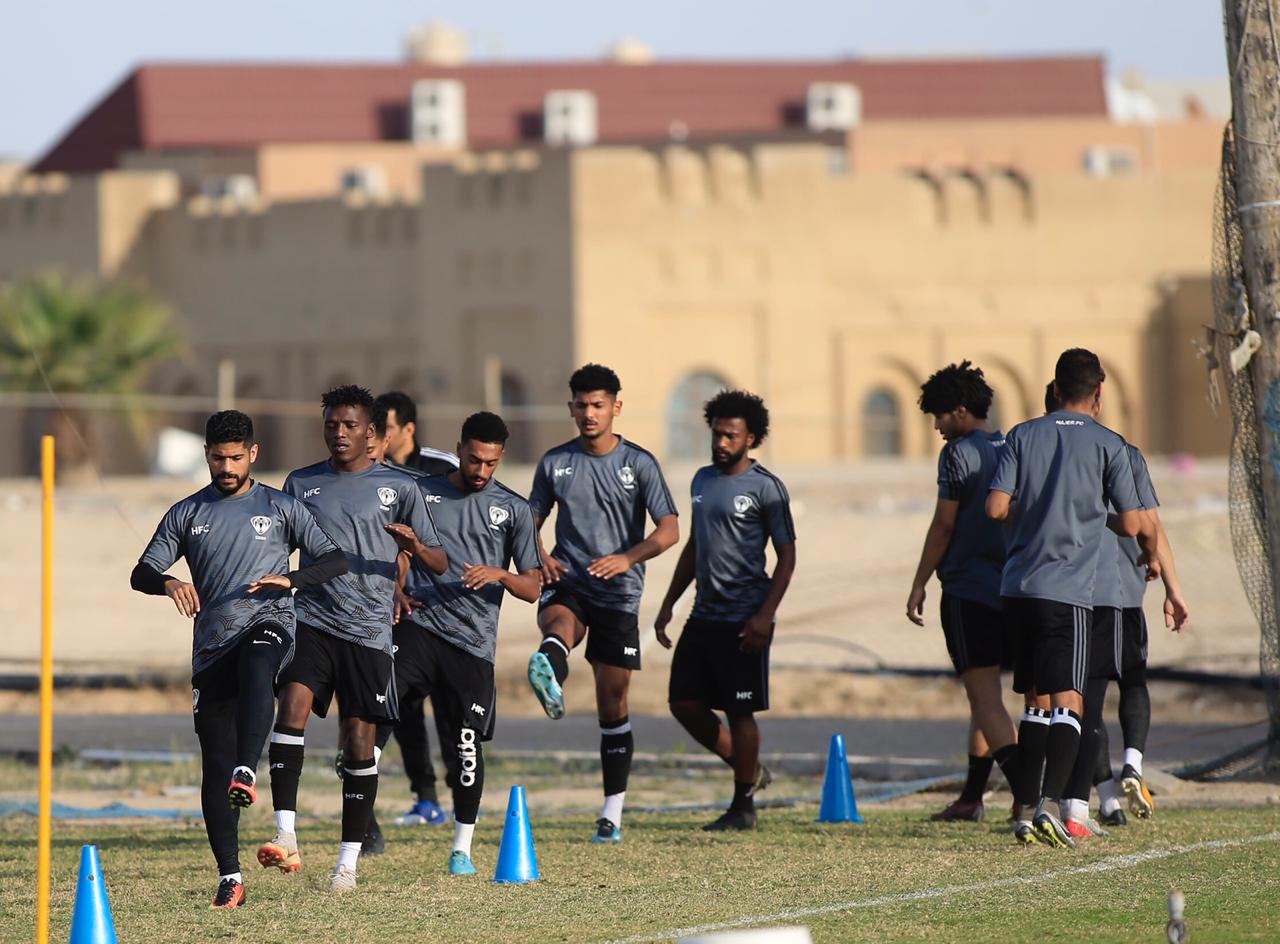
[
  {"xmin": 656, "ymin": 390, "xmax": 796, "ymax": 831},
  {"xmin": 525, "ymin": 363, "xmax": 679, "ymax": 843},
  {"xmin": 907, "ymin": 362, "xmax": 1019, "ymax": 822},
  {"xmin": 394, "ymin": 411, "xmax": 542, "ymax": 874},
  {"xmin": 987, "ymin": 349, "xmax": 1157, "ymax": 848},
  {"xmin": 377, "ymin": 389, "xmax": 459, "ymax": 474},
  {"xmin": 131, "ymin": 410, "xmax": 348, "ymax": 909},
  {"xmin": 258, "ymin": 386, "xmax": 446, "ymax": 892}
]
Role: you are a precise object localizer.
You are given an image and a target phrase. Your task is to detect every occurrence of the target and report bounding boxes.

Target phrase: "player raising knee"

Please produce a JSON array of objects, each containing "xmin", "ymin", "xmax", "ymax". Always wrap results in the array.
[
  {"xmin": 394, "ymin": 411, "xmax": 542, "ymax": 875},
  {"xmin": 131, "ymin": 410, "xmax": 348, "ymax": 909},
  {"xmin": 258, "ymin": 386, "xmax": 445, "ymax": 892},
  {"xmin": 525, "ymin": 364, "xmax": 679, "ymax": 844},
  {"xmin": 907, "ymin": 362, "xmax": 1019, "ymax": 822},
  {"xmin": 655, "ymin": 390, "xmax": 796, "ymax": 831}
]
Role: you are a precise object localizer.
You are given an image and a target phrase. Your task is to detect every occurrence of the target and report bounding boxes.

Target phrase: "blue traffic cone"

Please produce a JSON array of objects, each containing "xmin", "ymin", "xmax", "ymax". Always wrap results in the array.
[
  {"xmin": 69, "ymin": 845, "xmax": 118, "ymax": 944},
  {"xmin": 817, "ymin": 734, "xmax": 863, "ymax": 823},
  {"xmin": 492, "ymin": 785, "xmax": 540, "ymax": 883}
]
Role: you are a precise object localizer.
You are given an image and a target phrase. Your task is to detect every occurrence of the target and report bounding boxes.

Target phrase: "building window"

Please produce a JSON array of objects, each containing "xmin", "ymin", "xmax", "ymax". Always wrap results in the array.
[
  {"xmin": 667, "ymin": 371, "xmax": 730, "ymax": 460},
  {"xmin": 863, "ymin": 388, "xmax": 902, "ymax": 457},
  {"xmin": 500, "ymin": 371, "xmax": 534, "ymax": 462}
]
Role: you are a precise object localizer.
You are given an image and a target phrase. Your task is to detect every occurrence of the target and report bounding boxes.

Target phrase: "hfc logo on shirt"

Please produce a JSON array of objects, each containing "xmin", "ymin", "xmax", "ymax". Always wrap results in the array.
[
  {"xmin": 617, "ymin": 466, "xmax": 635, "ymax": 489},
  {"xmin": 190, "ymin": 524, "xmax": 211, "ymax": 537},
  {"xmin": 249, "ymin": 516, "xmax": 272, "ymax": 540},
  {"xmin": 377, "ymin": 487, "xmax": 398, "ymax": 510},
  {"xmin": 554, "ymin": 467, "xmax": 573, "ymax": 478}
]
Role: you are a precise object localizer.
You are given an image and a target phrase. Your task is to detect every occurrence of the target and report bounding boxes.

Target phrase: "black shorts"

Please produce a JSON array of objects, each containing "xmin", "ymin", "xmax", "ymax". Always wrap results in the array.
[
  {"xmin": 1120, "ymin": 607, "xmax": 1149, "ymax": 676},
  {"xmin": 191, "ymin": 622, "xmax": 289, "ymax": 727},
  {"xmin": 1004, "ymin": 597, "xmax": 1090, "ymax": 696},
  {"xmin": 393, "ymin": 624, "xmax": 496, "ymax": 741},
  {"xmin": 279, "ymin": 623, "xmax": 397, "ymax": 723},
  {"xmin": 539, "ymin": 588, "xmax": 641, "ymax": 670},
  {"xmin": 1089, "ymin": 606, "xmax": 1124, "ymax": 680},
  {"xmin": 940, "ymin": 593, "xmax": 1013, "ymax": 674},
  {"xmin": 668, "ymin": 618, "xmax": 770, "ymax": 713}
]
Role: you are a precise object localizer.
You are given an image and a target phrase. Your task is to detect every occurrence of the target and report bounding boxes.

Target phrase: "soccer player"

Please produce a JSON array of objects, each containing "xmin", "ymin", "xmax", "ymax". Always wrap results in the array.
[
  {"xmin": 377, "ymin": 390, "xmax": 458, "ymax": 474},
  {"xmin": 987, "ymin": 349, "xmax": 1157, "ymax": 848},
  {"xmin": 395, "ymin": 411, "xmax": 542, "ymax": 874},
  {"xmin": 656, "ymin": 390, "xmax": 796, "ymax": 831},
  {"xmin": 131, "ymin": 410, "xmax": 349, "ymax": 909},
  {"xmin": 258, "ymin": 385, "xmax": 446, "ymax": 892},
  {"xmin": 906, "ymin": 362, "xmax": 1019, "ymax": 822},
  {"xmin": 525, "ymin": 363, "xmax": 679, "ymax": 843}
]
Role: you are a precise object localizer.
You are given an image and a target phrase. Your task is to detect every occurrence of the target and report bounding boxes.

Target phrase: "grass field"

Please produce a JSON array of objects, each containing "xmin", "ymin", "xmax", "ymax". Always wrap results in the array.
[{"xmin": 2, "ymin": 770, "xmax": 1278, "ymax": 944}]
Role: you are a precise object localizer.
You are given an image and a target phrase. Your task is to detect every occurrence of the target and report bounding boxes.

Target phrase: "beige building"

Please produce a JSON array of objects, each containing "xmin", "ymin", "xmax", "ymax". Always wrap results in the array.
[{"xmin": 0, "ymin": 56, "xmax": 1228, "ymax": 473}]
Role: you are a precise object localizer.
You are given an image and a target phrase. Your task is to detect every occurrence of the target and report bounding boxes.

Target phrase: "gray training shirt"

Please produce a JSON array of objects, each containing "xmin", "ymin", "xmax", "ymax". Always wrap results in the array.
[
  {"xmin": 284, "ymin": 460, "xmax": 441, "ymax": 655},
  {"xmin": 936, "ymin": 429, "xmax": 1007, "ymax": 611},
  {"xmin": 690, "ymin": 462, "xmax": 796, "ymax": 622},
  {"xmin": 1118, "ymin": 444, "xmax": 1161, "ymax": 608},
  {"xmin": 404, "ymin": 474, "xmax": 542, "ymax": 663},
  {"xmin": 990, "ymin": 411, "xmax": 1141, "ymax": 609},
  {"xmin": 528, "ymin": 437, "xmax": 678, "ymax": 613},
  {"xmin": 138, "ymin": 482, "xmax": 340, "ymax": 675}
]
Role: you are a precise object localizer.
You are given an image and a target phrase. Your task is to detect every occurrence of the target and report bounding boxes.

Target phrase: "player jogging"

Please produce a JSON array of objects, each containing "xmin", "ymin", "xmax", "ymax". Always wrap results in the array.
[
  {"xmin": 525, "ymin": 363, "xmax": 679, "ymax": 843},
  {"xmin": 907, "ymin": 362, "xmax": 1019, "ymax": 822},
  {"xmin": 131, "ymin": 410, "xmax": 348, "ymax": 909},
  {"xmin": 393, "ymin": 411, "xmax": 542, "ymax": 874},
  {"xmin": 987, "ymin": 349, "xmax": 1157, "ymax": 849},
  {"xmin": 257, "ymin": 386, "xmax": 446, "ymax": 892},
  {"xmin": 656, "ymin": 390, "xmax": 796, "ymax": 831}
]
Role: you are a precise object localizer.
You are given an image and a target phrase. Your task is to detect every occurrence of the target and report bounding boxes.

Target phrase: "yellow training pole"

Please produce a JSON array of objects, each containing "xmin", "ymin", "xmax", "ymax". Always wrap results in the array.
[{"xmin": 36, "ymin": 435, "xmax": 54, "ymax": 944}]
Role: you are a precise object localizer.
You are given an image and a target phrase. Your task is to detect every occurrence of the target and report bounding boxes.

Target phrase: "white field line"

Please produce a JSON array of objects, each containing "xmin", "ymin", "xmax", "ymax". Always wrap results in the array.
[{"xmin": 603, "ymin": 831, "xmax": 1280, "ymax": 944}]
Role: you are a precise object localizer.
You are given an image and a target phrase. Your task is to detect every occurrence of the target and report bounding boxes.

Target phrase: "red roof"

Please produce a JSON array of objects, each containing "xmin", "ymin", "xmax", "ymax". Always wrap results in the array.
[{"xmin": 34, "ymin": 56, "xmax": 1108, "ymax": 174}]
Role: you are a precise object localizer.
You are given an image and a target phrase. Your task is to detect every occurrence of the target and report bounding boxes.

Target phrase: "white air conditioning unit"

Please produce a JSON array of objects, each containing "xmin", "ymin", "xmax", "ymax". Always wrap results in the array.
[
  {"xmin": 544, "ymin": 90, "xmax": 598, "ymax": 146},
  {"xmin": 339, "ymin": 165, "xmax": 388, "ymax": 197},
  {"xmin": 806, "ymin": 82, "xmax": 862, "ymax": 132},
  {"xmin": 201, "ymin": 174, "xmax": 258, "ymax": 203},
  {"xmin": 411, "ymin": 79, "xmax": 466, "ymax": 147}
]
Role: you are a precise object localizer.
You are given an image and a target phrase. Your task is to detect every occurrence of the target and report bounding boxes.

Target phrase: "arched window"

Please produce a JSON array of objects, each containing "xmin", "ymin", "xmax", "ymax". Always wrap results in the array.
[
  {"xmin": 667, "ymin": 371, "xmax": 730, "ymax": 460},
  {"xmin": 499, "ymin": 371, "xmax": 534, "ymax": 462},
  {"xmin": 862, "ymin": 388, "xmax": 902, "ymax": 457}
]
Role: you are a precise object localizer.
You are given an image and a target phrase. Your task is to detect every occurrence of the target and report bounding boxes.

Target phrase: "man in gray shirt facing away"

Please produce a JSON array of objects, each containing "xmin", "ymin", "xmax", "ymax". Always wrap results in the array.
[
  {"xmin": 131, "ymin": 410, "xmax": 348, "ymax": 909},
  {"xmin": 987, "ymin": 348, "xmax": 1157, "ymax": 849},
  {"xmin": 656, "ymin": 390, "xmax": 797, "ymax": 831},
  {"xmin": 257, "ymin": 386, "xmax": 446, "ymax": 893},
  {"xmin": 525, "ymin": 363, "xmax": 680, "ymax": 844}
]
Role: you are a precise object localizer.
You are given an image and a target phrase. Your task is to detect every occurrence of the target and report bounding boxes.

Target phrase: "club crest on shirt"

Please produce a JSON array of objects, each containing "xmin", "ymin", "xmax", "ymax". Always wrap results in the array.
[
  {"xmin": 488, "ymin": 505, "xmax": 510, "ymax": 529},
  {"xmin": 377, "ymin": 487, "xmax": 398, "ymax": 510},
  {"xmin": 249, "ymin": 515, "xmax": 272, "ymax": 537},
  {"xmin": 617, "ymin": 466, "xmax": 635, "ymax": 489},
  {"xmin": 733, "ymin": 495, "xmax": 755, "ymax": 517}
]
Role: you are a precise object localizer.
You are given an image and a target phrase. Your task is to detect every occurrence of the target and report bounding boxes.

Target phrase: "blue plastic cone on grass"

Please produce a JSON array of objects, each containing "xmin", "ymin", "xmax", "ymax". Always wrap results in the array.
[
  {"xmin": 69, "ymin": 845, "xmax": 118, "ymax": 944},
  {"xmin": 817, "ymin": 733, "xmax": 863, "ymax": 823},
  {"xmin": 492, "ymin": 785, "xmax": 540, "ymax": 883}
]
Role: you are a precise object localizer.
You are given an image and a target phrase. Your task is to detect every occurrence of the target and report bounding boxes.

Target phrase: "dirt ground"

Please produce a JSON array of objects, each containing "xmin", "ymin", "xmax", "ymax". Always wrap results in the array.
[{"xmin": 0, "ymin": 458, "xmax": 1269, "ymax": 727}]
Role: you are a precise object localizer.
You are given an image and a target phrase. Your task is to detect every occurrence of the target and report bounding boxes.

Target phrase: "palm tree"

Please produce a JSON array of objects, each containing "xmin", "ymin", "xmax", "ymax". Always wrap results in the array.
[{"xmin": 0, "ymin": 272, "xmax": 179, "ymax": 475}]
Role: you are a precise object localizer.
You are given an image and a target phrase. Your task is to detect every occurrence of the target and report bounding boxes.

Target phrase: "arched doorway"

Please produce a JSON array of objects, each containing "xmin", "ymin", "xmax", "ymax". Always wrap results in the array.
[
  {"xmin": 667, "ymin": 371, "xmax": 730, "ymax": 461},
  {"xmin": 862, "ymin": 387, "xmax": 903, "ymax": 457}
]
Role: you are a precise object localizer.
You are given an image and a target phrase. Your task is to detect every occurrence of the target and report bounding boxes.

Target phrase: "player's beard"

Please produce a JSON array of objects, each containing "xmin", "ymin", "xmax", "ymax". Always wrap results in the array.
[
  {"xmin": 212, "ymin": 470, "xmax": 247, "ymax": 495},
  {"xmin": 712, "ymin": 445, "xmax": 748, "ymax": 470}
]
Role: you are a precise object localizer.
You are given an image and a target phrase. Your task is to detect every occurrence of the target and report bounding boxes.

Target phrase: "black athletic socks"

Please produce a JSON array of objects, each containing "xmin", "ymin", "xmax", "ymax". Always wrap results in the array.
[
  {"xmin": 960, "ymin": 754, "xmax": 995, "ymax": 803},
  {"xmin": 1118, "ymin": 676, "xmax": 1151, "ymax": 754},
  {"xmin": 539, "ymin": 636, "xmax": 570, "ymax": 685},
  {"xmin": 1066, "ymin": 676, "xmax": 1108, "ymax": 802},
  {"xmin": 1014, "ymin": 708, "xmax": 1050, "ymax": 807},
  {"xmin": 731, "ymin": 779, "xmax": 756, "ymax": 813},
  {"xmin": 341, "ymin": 756, "xmax": 379, "ymax": 844},
  {"xmin": 452, "ymin": 726, "xmax": 484, "ymax": 825},
  {"xmin": 991, "ymin": 743, "xmax": 1019, "ymax": 791},
  {"xmin": 1040, "ymin": 708, "xmax": 1083, "ymax": 801},
  {"xmin": 268, "ymin": 724, "xmax": 305, "ymax": 813},
  {"xmin": 600, "ymin": 716, "xmax": 634, "ymax": 797}
]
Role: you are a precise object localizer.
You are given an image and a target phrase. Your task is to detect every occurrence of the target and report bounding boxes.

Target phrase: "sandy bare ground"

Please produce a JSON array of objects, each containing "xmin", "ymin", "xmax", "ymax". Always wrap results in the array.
[{"xmin": 0, "ymin": 459, "xmax": 1268, "ymax": 726}]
